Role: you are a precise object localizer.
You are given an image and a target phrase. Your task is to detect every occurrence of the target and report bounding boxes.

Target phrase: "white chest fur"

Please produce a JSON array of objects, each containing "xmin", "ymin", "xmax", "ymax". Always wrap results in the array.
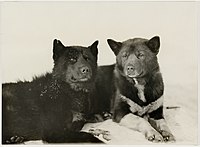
[{"xmin": 133, "ymin": 78, "xmax": 146, "ymax": 102}]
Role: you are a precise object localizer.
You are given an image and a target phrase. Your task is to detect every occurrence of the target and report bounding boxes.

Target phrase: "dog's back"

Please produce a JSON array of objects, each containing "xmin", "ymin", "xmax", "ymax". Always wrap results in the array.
[{"xmin": 2, "ymin": 80, "xmax": 43, "ymax": 143}]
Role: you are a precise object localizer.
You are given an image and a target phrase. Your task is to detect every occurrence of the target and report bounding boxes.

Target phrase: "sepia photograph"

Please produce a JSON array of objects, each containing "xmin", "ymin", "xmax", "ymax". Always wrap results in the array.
[{"xmin": 0, "ymin": 1, "xmax": 199, "ymax": 145}]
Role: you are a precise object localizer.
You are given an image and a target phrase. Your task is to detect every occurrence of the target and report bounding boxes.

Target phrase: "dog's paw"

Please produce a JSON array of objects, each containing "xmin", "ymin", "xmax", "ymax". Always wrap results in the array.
[
  {"xmin": 160, "ymin": 130, "xmax": 175, "ymax": 142},
  {"xmin": 6, "ymin": 136, "xmax": 24, "ymax": 144},
  {"xmin": 87, "ymin": 112, "xmax": 112, "ymax": 123},
  {"xmin": 145, "ymin": 129, "xmax": 163, "ymax": 143},
  {"xmin": 71, "ymin": 120, "xmax": 85, "ymax": 131},
  {"xmin": 89, "ymin": 128, "xmax": 111, "ymax": 141}
]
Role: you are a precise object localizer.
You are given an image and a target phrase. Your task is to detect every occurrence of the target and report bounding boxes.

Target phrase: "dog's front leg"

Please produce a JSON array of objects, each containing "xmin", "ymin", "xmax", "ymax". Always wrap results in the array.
[
  {"xmin": 119, "ymin": 113, "xmax": 163, "ymax": 142},
  {"xmin": 148, "ymin": 118, "xmax": 175, "ymax": 142},
  {"xmin": 148, "ymin": 105, "xmax": 175, "ymax": 142}
]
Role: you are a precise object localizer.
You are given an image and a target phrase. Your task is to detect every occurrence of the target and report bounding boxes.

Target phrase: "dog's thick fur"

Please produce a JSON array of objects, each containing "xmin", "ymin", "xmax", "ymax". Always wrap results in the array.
[
  {"xmin": 95, "ymin": 36, "xmax": 175, "ymax": 142},
  {"xmin": 2, "ymin": 39, "xmax": 102, "ymax": 144}
]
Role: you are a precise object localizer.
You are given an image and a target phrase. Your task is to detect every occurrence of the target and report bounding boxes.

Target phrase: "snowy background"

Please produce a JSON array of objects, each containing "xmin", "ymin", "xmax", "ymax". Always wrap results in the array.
[{"xmin": 0, "ymin": 1, "xmax": 198, "ymax": 145}]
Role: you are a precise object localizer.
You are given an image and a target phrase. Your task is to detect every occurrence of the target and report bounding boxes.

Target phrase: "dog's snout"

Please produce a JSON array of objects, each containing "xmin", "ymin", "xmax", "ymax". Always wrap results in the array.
[{"xmin": 80, "ymin": 66, "xmax": 90, "ymax": 74}]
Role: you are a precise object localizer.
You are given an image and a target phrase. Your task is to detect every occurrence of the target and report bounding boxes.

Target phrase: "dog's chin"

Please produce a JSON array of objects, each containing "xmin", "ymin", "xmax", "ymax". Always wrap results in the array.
[{"xmin": 69, "ymin": 83, "xmax": 90, "ymax": 93}]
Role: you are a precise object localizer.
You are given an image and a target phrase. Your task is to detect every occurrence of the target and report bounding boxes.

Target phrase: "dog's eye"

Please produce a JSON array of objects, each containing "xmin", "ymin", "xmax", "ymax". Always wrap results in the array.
[
  {"xmin": 70, "ymin": 58, "xmax": 77, "ymax": 63},
  {"xmin": 122, "ymin": 52, "xmax": 128, "ymax": 58},
  {"xmin": 138, "ymin": 52, "xmax": 145, "ymax": 59},
  {"xmin": 83, "ymin": 55, "xmax": 90, "ymax": 61}
]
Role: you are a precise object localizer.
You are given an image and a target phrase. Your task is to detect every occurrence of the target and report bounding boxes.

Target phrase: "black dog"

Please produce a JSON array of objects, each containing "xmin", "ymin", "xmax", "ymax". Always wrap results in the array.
[
  {"xmin": 2, "ymin": 39, "xmax": 103, "ymax": 144},
  {"xmin": 95, "ymin": 36, "xmax": 175, "ymax": 142}
]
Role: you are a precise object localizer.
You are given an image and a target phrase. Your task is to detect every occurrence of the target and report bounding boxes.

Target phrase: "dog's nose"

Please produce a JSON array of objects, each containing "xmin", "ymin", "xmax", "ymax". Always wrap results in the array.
[
  {"xmin": 127, "ymin": 65, "xmax": 135, "ymax": 72},
  {"xmin": 80, "ymin": 66, "xmax": 90, "ymax": 74}
]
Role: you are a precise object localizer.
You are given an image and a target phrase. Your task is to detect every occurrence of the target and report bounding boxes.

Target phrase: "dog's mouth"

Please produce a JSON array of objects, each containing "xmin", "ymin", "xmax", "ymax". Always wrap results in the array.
[
  {"xmin": 126, "ymin": 71, "xmax": 144, "ymax": 78},
  {"xmin": 70, "ymin": 75, "xmax": 90, "ymax": 83},
  {"xmin": 69, "ymin": 79, "xmax": 94, "ymax": 93}
]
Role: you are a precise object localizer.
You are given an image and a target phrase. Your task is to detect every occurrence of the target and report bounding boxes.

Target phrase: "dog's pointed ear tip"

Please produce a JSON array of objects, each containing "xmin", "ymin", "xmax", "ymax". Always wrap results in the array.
[
  {"xmin": 90, "ymin": 40, "xmax": 99, "ymax": 47},
  {"xmin": 155, "ymin": 36, "xmax": 160, "ymax": 39},
  {"xmin": 107, "ymin": 39, "xmax": 114, "ymax": 44},
  {"xmin": 94, "ymin": 40, "xmax": 99, "ymax": 45},
  {"xmin": 53, "ymin": 39, "xmax": 61, "ymax": 44},
  {"xmin": 152, "ymin": 36, "xmax": 160, "ymax": 41},
  {"xmin": 53, "ymin": 39, "xmax": 57, "ymax": 43}
]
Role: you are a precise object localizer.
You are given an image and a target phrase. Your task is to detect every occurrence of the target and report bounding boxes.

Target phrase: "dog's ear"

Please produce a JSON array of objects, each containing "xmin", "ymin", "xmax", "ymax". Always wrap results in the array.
[
  {"xmin": 146, "ymin": 36, "xmax": 160, "ymax": 54},
  {"xmin": 53, "ymin": 39, "xmax": 65, "ymax": 61},
  {"xmin": 88, "ymin": 40, "xmax": 99, "ymax": 58},
  {"xmin": 107, "ymin": 39, "xmax": 122, "ymax": 55}
]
